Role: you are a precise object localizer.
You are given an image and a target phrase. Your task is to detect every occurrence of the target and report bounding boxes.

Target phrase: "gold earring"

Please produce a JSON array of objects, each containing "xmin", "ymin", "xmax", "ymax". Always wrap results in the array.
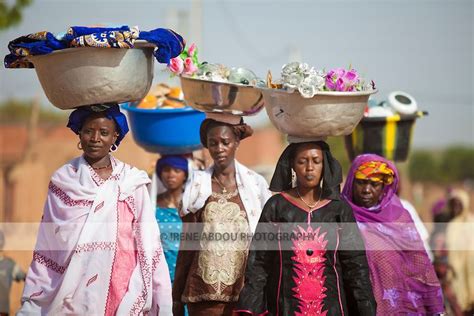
[{"xmin": 77, "ymin": 141, "xmax": 83, "ymax": 150}]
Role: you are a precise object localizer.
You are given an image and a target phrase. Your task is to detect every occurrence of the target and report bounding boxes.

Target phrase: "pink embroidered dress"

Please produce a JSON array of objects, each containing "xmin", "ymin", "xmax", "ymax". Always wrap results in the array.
[{"xmin": 18, "ymin": 155, "xmax": 172, "ymax": 315}]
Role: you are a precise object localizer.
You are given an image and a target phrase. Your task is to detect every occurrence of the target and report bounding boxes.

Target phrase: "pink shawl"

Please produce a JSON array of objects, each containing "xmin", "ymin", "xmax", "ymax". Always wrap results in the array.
[{"xmin": 19, "ymin": 155, "xmax": 172, "ymax": 315}]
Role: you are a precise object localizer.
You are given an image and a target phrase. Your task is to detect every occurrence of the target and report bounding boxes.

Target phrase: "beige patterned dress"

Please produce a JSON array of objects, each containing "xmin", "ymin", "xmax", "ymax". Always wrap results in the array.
[{"xmin": 174, "ymin": 189, "xmax": 250, "ymax": 307}]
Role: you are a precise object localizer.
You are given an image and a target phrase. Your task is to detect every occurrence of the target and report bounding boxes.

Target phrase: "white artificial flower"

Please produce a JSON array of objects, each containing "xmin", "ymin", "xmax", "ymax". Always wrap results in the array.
[
  {"xmin": 298, "ymin": 82, "xmax": 317, "ymax": 98},
  {"xmin": 299, "ymin": 63, "xmax": 310, "ymax": 74},
  {"xmin": 282, "ymin": 62, "xmax": 300, "ymax": 76},
  {"xmin": 283, "ymin": 72, "xmax": 304, "ymax": 89}
]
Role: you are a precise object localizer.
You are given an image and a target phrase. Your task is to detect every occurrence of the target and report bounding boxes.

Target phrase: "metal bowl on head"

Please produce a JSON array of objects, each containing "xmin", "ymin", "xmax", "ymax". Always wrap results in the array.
[
  {"xmin": 179, "ymin": 76, "xmax": 264, "ymax": 116},
  {"xmin": 262, "ymin": 88, "xmax": 378, "ymax": 138},
  {"xmin": 28, "ymin": 41, "xmax": 155, "ymax": 109}
]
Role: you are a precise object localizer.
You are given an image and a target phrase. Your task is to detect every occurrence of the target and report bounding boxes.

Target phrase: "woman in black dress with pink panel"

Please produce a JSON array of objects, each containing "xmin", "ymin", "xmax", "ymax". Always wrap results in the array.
[{"xmin": 235, "ymin": 141, "xmax": 376, "ymax": 316}]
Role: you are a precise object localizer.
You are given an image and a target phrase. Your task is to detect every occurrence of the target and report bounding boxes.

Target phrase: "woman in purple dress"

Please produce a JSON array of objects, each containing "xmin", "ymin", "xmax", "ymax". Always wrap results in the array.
[{"xmin": 342, "ymin": 154, "xmax": 444, "ymax": 315}]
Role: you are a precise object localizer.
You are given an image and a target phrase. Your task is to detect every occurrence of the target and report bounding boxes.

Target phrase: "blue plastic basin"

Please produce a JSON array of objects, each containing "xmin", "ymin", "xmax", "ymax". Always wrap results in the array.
[{"xmin": 121, "ymin": 102, "xmax": 205, "ymax": 154}]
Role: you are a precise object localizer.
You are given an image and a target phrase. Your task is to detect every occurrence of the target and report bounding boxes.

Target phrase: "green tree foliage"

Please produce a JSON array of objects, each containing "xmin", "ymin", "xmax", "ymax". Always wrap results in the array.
[
  {"xmin": 408, "ymin": 150, "xmax": 440, "ymax": 182},
  {"xmin": 0, "ymin": 99, "xmax": 69, "ymax": 124},
  {"xmin": 408, "ymin": 147, "xmax": 474, "ymax": 183},
  {"xmin": 0, "ymin": 0, "xmax": 32, "ymax": 30},
  {"xmin": 439, "ymin": 147, "xmax": 474, "ymax": 182}
]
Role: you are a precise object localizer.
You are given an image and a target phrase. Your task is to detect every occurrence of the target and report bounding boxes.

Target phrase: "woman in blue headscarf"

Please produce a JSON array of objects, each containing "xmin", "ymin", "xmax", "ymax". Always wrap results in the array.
[
  {"xmin": 154, "ymin": 155, "xmax": 190, "ymax": 316},
  {"xmin": 155, "ymin": 155, "xmax": 189, "ymax": 283},
  {"xmin": 19, "ymin": 104, "xmax": 172, "ymax": 315}
]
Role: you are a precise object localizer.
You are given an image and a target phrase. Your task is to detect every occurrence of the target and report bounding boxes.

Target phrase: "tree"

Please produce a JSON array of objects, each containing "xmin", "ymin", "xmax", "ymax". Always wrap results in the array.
[
  {"xmin": 408, "ymin": 150, "xmax": 440, "ymax": 182},
  {"xmin": 408, "ymin": 147, "xmax": 474, "ymax": 183},
  {"xmin": 0, "ymin": 99, "xmax": 68, "ymax": 124},
  {"xmin": 0, "ymin": 0, "xmax": 32, "ymax": 30},
  {"xmin": 439, "ymin": 147, "xmax": 474, "ymax": 182}
]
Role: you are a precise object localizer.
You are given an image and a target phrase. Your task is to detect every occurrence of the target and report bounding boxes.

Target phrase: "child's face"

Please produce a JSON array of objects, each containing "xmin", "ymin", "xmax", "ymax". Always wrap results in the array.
[{"xmin": 160, "ymin": 166, "xmax": 187, "ymax": 190}]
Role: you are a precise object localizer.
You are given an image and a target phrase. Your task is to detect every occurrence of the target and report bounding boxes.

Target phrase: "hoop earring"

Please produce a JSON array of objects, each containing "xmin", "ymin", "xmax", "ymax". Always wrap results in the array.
[
  {"xmin": 77, "ymin": 141, "xmax": 83, "ymax": 150},
  {"xmin": 110, "ymin": 143, "xmax": 118, "ymax": 152}
]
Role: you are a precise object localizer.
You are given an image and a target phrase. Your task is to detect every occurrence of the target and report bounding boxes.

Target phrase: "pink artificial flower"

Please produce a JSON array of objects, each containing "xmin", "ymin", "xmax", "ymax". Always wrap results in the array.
[
  {"xmin": 187, "ymin": 43, "xmax": 197, "ymax": 57},
  {"xmin": 336, "ymin": 78, "xmax": 345, "ymax": 91},
  {"xmin": 168, "ymin": 57, "xmax": 184, "ymax": 75},
  {"xmin": 325, "ymin": 68, "xmax": 344, "ymax": 91},
  {"xmin": 183, "ymin": 57, "xmax": 198, "ymax": 75},
  {"xmin": 325, "ymin": 68, "xmax": 360, "ymax": 91},
  {"xmin": 343, "ymin": 69, "xmax": 359, "ymax": 91}
]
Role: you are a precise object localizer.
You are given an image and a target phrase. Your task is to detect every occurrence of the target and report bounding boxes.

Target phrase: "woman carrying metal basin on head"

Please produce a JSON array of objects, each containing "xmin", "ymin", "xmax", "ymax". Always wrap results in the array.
[
  {"xmin": 172, "ymin": 114, "xmax": 272, "ymax": 316},
  {"xmin": 235, "ymin": 141, "xmax": 377, "ymax": 315},
  {"xmin": 18, "ymin": 105, "xmax": 172, "ymax": 315}
]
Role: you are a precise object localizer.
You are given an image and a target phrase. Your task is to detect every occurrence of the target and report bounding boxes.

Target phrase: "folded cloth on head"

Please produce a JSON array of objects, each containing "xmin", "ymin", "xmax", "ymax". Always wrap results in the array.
[{"xmin": 4, "ymin": 25, "xmax": 185, "ymax": 68}]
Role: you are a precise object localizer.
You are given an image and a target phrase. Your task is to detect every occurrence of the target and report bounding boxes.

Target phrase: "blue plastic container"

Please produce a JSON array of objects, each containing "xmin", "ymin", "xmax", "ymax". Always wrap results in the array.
[{"xmin": 121, "ymin": 102, "xmax": 206, "ymax": 154}]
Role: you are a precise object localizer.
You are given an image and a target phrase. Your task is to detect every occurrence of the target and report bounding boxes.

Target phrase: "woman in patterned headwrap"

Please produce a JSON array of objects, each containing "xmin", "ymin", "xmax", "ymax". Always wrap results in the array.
[
  {"xmin": 173, "ymin": 116, "xmax": 271, "ymax": 316},
  {"xmin": 18, "ymin": 104, "xmax": 172, "ymax": 315},
  {"xmin": 342, "ymin": 154, "xmax": 444, "ymax": 315}
]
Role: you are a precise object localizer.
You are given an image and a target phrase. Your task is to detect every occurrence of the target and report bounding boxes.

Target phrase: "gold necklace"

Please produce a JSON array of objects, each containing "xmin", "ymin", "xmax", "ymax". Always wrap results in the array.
[
  {"xmin": 295, "ymin": 187, "xmax": 321, "ymax": 210},
  {"xmin": 211, "ymin": 190, "xmax": 238, "ymax": 204},
  {"xmin": 212, "ymin": 176, "xmax": 228, "ymax": 194}
]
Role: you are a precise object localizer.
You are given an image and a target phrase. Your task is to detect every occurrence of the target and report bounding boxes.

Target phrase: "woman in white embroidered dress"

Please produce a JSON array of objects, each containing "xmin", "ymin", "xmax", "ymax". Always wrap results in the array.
[
  {"xmin": 172, "ymin": 115, "xmax": 271, "ymax": 316},
  {"xmin": 18, "ymin": 104, "xmax": 172, "ymax": 315}
]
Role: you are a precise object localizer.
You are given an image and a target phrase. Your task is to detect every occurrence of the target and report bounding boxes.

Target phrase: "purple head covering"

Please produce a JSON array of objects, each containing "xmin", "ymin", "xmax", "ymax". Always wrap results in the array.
[
  {"xmin": 342, "ymin": 154, "xmax": 444, "ymax": 315},
  {"xmin": 431, "ymin": 199, "xmax": 447, "ymax": 216}
]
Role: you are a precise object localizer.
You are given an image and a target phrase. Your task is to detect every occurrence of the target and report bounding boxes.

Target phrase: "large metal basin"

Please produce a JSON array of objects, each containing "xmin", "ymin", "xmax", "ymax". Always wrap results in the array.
[
  {"xmin": 28, "ymin": 41, "xmax": 155, "ymax": 109},
  {"xmin": 262, "ymin": 88, "xmax": 377, "ymax": 137},
  {"xmin": 180, "ymin": 76, "xmax": 264, "ymax": 116}
]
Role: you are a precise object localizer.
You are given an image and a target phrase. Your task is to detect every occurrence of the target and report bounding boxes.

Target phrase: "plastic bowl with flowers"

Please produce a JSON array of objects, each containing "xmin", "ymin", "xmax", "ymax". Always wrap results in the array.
[
  {"xmin": 262, "ymin": 62, "xmax": 377, "ymax": 139},
  {"xmin": 168, "ymin": 44, "xmax": 265, "ymax": 116}
]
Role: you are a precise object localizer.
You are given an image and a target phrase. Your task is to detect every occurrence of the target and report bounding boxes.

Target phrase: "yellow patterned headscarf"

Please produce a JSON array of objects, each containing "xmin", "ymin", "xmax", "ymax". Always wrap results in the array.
[{"xmin": 354, "ymin": 161, "xmax": 394, "ymax": 185}]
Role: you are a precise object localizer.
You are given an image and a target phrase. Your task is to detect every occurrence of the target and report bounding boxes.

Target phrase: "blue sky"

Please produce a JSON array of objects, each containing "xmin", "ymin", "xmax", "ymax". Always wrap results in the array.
[{"xmin": 0, "ymin": 0, "xmax": 472, "ymax": 148}]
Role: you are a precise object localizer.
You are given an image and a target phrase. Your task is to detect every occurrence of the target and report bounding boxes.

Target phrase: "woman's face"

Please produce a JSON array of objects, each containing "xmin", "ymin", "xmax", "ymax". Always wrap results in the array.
[
  {"xmin": 292, "ymin": 143, "xmax": 323, "ymax": 190},
  {"xmin": 160, "ymin": 166, "xmax": 187, "ymax": 190},
  {"xmin": 79, "ymin": 114, "xmax": 118, "ymax": 160},
  {"xmin": 352, "ymin": 178, "xmax": 384, "ymax": 208},
  {"xmin": 206, "ymin": 125, "xmax": 239, "ymax": 169}
]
